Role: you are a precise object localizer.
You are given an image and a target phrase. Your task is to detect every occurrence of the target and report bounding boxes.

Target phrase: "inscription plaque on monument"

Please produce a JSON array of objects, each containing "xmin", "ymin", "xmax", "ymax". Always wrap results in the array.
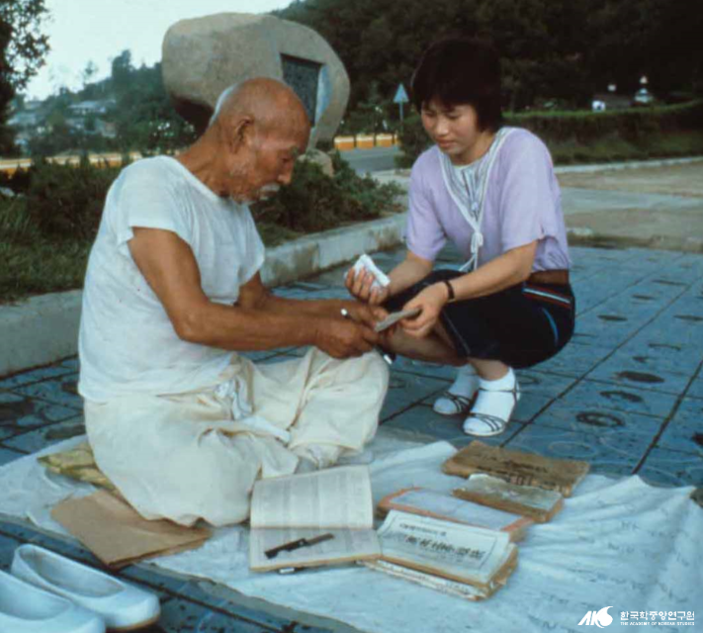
[{"xmin": 281, "ymin": 54, "xmax": 322, "ymax": 124}]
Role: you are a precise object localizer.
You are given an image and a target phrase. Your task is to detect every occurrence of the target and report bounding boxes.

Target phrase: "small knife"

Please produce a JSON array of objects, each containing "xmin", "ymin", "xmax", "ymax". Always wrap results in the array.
[{"xmin": 265, "ymin": 533, "xmax": 335, "ymax": 559}]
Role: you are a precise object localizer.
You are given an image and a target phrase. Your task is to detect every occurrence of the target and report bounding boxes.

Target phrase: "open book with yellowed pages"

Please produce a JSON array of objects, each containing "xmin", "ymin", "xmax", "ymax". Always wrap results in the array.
[
  {"xmin": 366, "ymin": 510, "xmax": 518, "ymax": 600},
  {"xmin": 249, "ymin": 465, "xmax": 381, "ymax": 572},
  {"xmin": 377, "ymin": 487, "xmax": 533, "ymax": 542}
]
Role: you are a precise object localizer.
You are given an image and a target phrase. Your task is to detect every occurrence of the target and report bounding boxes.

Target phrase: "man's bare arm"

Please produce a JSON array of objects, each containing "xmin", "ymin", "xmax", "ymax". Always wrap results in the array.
[
  {"xmin": 238, "ymin": 272, "xmax": 388, "ymax": 328},
  {"xmin": 128, "ymin": 227, "xmax": 380, "ymax": 357}
]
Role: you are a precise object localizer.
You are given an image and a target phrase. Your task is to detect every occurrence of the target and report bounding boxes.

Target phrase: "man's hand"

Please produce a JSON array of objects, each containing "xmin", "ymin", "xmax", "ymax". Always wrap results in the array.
[
  {"xmin": 345, "ymin": 268, "xmax": 390, "ymax": 305},
  {"xmin": 341, "ymin": 301, "xmax": 388, "ymax": 329},
  {"xmin": 314, "ymin": 318, "xmax": 381, "ymax": 359},
  {"xmin": 400, "ymin": 282, "xmax": 449, "ymax": 339}
]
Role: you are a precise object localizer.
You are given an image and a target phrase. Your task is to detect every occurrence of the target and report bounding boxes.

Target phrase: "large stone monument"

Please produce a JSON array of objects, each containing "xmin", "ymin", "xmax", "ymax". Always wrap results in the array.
[{"xmin": 162, "ymin": 13, "xmax": 350, "ymax": 148}]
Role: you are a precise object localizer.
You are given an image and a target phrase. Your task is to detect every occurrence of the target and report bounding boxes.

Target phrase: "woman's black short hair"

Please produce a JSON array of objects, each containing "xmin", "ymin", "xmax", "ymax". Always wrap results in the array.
[{"xmin": 411, "ymin": 38, "xmax": 503, "ymax": 132}]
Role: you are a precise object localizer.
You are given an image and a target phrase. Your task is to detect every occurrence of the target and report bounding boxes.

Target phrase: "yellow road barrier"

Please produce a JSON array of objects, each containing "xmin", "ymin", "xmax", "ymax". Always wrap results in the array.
[
  {"xmin": 0, "ymin": 152, "xmax": 142, "ymax": 175},
  {"xmin": 0, "ymin": 135, "xmax": 399, "ymax": 176}
]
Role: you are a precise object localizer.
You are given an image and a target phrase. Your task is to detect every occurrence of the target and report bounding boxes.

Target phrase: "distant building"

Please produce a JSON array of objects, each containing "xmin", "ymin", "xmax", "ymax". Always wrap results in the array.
[
  {"xmin": 633, "ymin": 88, "xmax": 654, "ymax": 106},
  {"xmin": 66, "ymin": 117, "xmax": 86, "ymax": 131},
  {"xmin": 590, "ymin": 93, "xmax": 632, "ymax": 111},
  {"xmin": 95, "ymin": 120, "xmax": 117, "ymax": 138},
  {"xmin": 8, "ymin": 111, "xmax": 42, "ymax": 128},
  {"xmin": 65, "ymin": 116, "xmax": 116, "ymax": 138},
  {"xmin": 68, "ymin": 99, "xmax": 116, "ymax": 117}
]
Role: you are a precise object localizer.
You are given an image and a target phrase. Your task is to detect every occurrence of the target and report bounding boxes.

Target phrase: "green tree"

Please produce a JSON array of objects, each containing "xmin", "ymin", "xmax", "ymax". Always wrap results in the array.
[
  {"xmin": 0, "ymin": 0, "xmax": 50, "ymax": 155},
  {"xmin": 81, "ymin": 60, "xmax": 98, "ymax": 86},
  {"xmin": 276, "ymin": 0, "xmax": 701, "ymax": 112},
  {"xmin": 110, "ymin": 49, "xmax": 133, "ymax": 95},
  {"xmin": 111, "ymin": 59, "xmax": 196, "ymax": 153}
]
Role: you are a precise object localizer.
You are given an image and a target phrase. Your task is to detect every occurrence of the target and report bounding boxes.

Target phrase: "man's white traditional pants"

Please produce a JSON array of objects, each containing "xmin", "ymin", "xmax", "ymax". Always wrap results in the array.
[{"xmin": 85, "ymin": 349, "xmax": 389, "ymax": 526}]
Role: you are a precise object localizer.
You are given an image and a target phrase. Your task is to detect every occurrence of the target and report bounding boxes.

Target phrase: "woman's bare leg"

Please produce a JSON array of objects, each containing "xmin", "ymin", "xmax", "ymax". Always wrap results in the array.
[
  {"xmin": 467, "ymin": 358, "xmax": 509, "ymax": 380},
  {"xmin": 384, "ymin": 326, "xmax": 465, "ymax": 366}
]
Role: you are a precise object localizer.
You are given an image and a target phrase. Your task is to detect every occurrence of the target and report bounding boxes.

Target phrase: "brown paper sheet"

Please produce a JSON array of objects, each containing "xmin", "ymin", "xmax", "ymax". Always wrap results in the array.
[{"xmin": 52, "ymin": 490, "xmax": 211, "ymax": 568}]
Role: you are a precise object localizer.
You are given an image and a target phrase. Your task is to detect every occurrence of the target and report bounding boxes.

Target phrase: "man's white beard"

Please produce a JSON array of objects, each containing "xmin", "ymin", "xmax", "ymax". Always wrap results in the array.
[
  {"xmin": 234, "ymin": 183, "xmax": 280, "ymax": 205},
  {"xmin": 258, "ymin": 183, "xmax": 281, "ymax": 199}
]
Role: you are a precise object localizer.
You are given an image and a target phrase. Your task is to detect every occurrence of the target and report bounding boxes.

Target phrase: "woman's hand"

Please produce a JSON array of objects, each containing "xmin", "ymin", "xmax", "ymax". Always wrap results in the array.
[
  {"xmin": 400, "ymin": 282, "xmax": 449, "ymax": 339},
  {"xmin": 344, "ymin": 268, "xmax": 390, "ymax": 306}
]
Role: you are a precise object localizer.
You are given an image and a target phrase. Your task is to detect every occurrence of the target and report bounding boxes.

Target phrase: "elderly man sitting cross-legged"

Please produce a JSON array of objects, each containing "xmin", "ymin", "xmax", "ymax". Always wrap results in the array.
[{"xmin": 78, "ymin": 78, "xmax": 389, "ymax": 527}]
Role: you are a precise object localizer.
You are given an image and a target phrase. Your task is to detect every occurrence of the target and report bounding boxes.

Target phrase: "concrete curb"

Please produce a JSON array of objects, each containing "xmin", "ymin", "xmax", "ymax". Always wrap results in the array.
[
  {"xmin": 554, "ymin": 155, "xmax": 703, "ymax": 174},
  {"xmin": 0, "ymin": 291, "xmax": 83, "ymax": 378},
  {"xmin": 0, "ymin": 214, "xmax": 407, "ymax": 378},
  {"xmin": 260, "ymin": 214, "xmax": 405, "ymax": 287},
  {"xmin": 372, "ymin": 155, "xmax": 703, "ymax": 186},
  {"xmin": 566, "ymin": 227, "xmax": 703, "ymax": 253}
]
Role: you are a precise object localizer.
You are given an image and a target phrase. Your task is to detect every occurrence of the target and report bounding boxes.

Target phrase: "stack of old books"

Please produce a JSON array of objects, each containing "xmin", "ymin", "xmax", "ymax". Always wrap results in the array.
[
  {"xmin": 248, "ymin": 443, "xmax": 589, "ymax": 601},
  {"xmin": 369, "ymin": 441, "xmax": 589, "ymax": 599}
]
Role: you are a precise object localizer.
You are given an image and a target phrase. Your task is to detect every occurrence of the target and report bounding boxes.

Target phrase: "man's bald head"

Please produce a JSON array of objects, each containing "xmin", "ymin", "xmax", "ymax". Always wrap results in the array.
[
  {"xmin": 210, "ymin": 78, "xmax": 310, "ymax": 144},
  {"xmin": 183, "ymin": 78, "xmax": 311, "ymax": 202}
]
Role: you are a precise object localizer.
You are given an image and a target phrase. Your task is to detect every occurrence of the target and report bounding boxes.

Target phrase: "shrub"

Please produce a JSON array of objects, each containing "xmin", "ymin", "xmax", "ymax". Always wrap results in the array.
[
  {"xmin": 22, "ymin": 156, "xmax": 122, "ymax": 240},
  {"xmin": 395, "ymin": 114, "xmax": 431, "ymax": 168},
  {"xmin": 252, "ymin": 151, "xmax": 403, "ymax": 240},
  {"xmin": 1, "ymin": 151, "xmax": 405, "ymax": 301},
  {"xmin": 397, "ymin": 100, "xmax": 703, "ymax": 166},
  {"xmin": 0, "ymin": 197, "xmax": 37, "ymax": 245},
  {"xmin": 510, "ymin": 100, "xmax": 703, "ymax": 144}
]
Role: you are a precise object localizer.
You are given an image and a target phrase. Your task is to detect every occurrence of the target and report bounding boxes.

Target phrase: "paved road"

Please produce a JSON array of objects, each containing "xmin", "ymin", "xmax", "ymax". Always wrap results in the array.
[
  {"xmin": 340, "ymin": 146, "xmax": 402, "ymax": 174},
  {"xmin": 374, "ymin": 160, "xmax": 703, "ymax": 253}
]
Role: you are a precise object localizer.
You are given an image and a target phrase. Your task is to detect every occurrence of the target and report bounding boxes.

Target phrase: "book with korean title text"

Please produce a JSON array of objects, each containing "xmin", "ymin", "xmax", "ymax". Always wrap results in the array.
[
  {"xmin": 366, "ymin": 510, "xmax": 518, "ymax": 600},
  {"xmin": 443, "ymin": 441, "xmax": 589, "ymax": 497},
  {"xmin": 249, "ymin": 466, "xmax": 518, "ymax": 599}
]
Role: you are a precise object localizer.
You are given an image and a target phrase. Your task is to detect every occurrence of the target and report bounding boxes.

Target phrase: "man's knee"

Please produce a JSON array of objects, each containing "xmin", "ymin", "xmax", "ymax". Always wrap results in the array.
[
  {"xmin": 339, "ymin": 351, "xmax": 389, "ymax": 398},
  {"xmin": 88, "ymin": 412, "xmax": 260, "ymax": 526}
]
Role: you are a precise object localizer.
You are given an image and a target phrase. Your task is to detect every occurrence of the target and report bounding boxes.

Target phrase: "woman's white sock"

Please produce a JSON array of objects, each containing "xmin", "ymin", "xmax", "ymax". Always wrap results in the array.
[
  {"xmin": 449, "ymin": 364, "xmax": 479, "ymax": 396},
  {"xmin": 433, "ymin": 365, "xmax": 478, "ymax": 415},
  {"xmin": 463, "ymin": 368, "xmax": 520, "ymax": 436}
]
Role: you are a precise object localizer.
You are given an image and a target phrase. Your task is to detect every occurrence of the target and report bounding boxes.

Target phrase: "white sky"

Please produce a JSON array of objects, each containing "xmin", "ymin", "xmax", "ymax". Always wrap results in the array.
[{"xmin": 25, "ymin": 0, "xmax": 293, "ymax": 100}]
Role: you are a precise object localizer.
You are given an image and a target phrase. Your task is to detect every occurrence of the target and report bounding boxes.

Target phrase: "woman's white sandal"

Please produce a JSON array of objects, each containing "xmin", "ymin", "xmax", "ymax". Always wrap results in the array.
[
  {"xmin": 433, "ymin": 366, "xmax": 478, "ymax": 416},
  {"xmin": 462, "ymin": 372, "xmax": 520, "ymax": 437},
  {"xmin": 462, "ymin": 411, "xmax": 511, "ymax": 437},
  {"xmin": 433, "ymin": 391, "xmax": 475, "ymax": 416}
]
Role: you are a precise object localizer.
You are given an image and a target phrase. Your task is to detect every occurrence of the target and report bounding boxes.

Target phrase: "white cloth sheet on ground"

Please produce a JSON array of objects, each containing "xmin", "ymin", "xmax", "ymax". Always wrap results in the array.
[{"xmin": 0, "ymin": 436, "xmax": 700, "ymax": 633}]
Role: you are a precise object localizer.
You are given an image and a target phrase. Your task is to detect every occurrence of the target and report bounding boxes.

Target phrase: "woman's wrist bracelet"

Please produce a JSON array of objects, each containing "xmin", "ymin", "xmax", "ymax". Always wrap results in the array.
[{"xmin": 442, "ymin": 279, "xmax": 455, "ymax": 302}]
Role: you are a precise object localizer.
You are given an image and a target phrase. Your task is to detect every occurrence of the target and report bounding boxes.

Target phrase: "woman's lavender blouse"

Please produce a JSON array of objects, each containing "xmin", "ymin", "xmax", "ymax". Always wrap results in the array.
[{"xmin": 406, "ymin": 128, "xmax": 571, "ymax": 272}]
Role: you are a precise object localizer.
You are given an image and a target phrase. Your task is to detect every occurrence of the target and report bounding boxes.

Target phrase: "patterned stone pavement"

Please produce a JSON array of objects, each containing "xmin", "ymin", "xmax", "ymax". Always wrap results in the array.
[{"xmin": 1, "ymin": 244, "xmax": 702, "ymax": 632}]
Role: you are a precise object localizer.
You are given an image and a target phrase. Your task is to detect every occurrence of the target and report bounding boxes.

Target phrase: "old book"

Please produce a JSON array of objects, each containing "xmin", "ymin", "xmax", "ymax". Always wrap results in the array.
[
  {"xmin": 364, "ymin": 559, "xmax": 508, "ymax": 602},
  {"xmin": 367, "ymin": 510, "xmax": 518, "ymax": 600},
  {"xmin": 443, "ymin": 441, "xmax": 589, "ymax": 497},
  {"xmin": 377, "ymin": 487, "xmax": 533, "ymax": 542},
  {"xmin": 249, "ymin": 465, "xmax": 381, "ymax": 572},
  {"xmin": 453, "ymin": 474, "xmax": 564, "ymax": 523}
]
